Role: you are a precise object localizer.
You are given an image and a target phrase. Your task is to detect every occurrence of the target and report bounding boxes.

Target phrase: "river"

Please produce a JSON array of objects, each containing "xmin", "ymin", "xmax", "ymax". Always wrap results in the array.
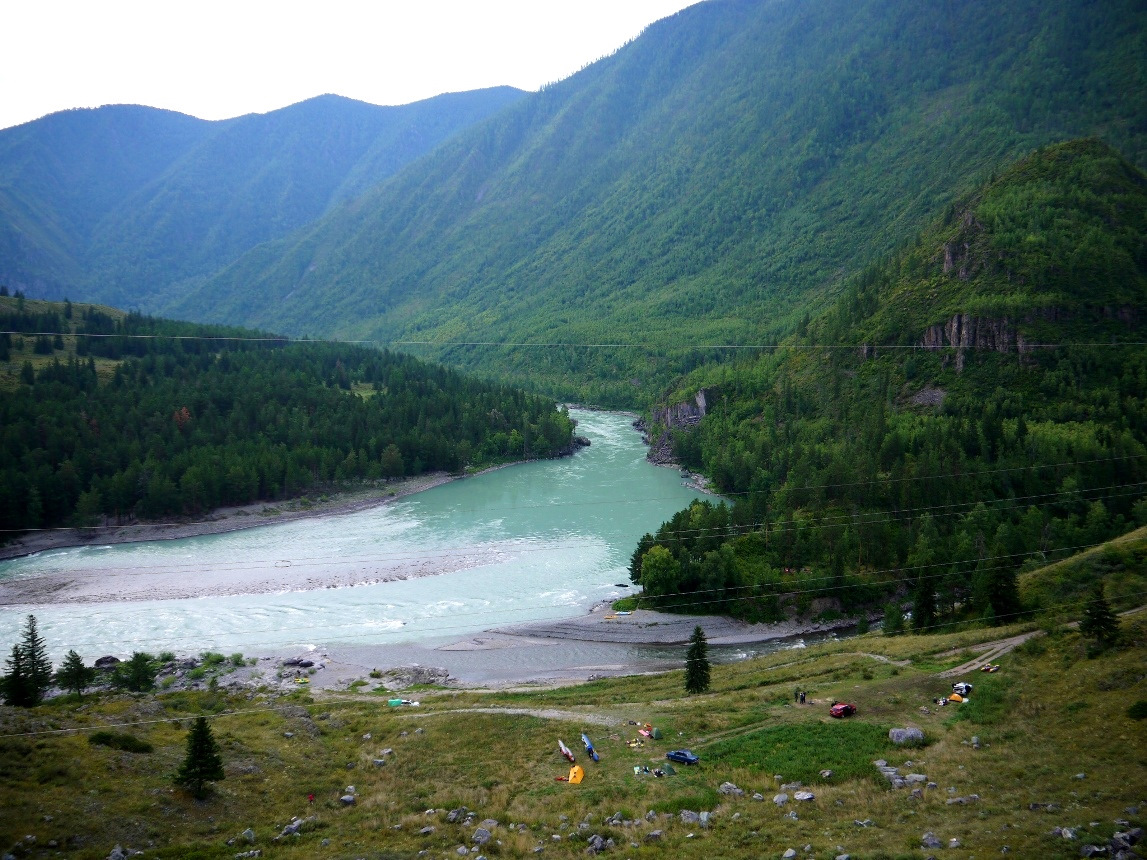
[{"xmin": 0, "ymin": 410, "xmax": 720, "ymax": 666}]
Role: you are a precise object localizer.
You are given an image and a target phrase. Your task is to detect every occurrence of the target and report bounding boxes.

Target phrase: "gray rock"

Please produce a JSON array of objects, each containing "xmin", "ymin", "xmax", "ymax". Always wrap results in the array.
[
  {"xmin": 949, "ymin": 838, "xmax": 961, "ymax": 848},
  {"xmin": 586, "ymin": 834, "xmax": 607, "ymax": 854},
  {"xmin": 1074, "ymin": 772, "xmax": 1086, "ymax": 779},
  {"xmin": 456, "ymin": 848, "xmax": 469, "ymax": 857},
  {"xmin": 820, "ymin": 769, "xmax": 834, "ymax": 778},
  {"xmin": 480, "ymin": 819, "xmax": 498, "ymax": 829},
  {"xmin": 922, "ymin": 832, "xmax": 943, "ymax": 849},
  {"xmin": 890, "ymin": 727, "xmax": 925, "ymax": 745},
  {"xmin": 753, "ymin": 793, "xmax": 765, "ymax": 801},
  {"xmin": 781, "ymin": 781, "xmax": 803, "ymax": 790},
  {"xmin": 340, "ymin": 795, "xmax": 356, "ymax": 805},
  {"xmin": 854, "ymin": 819, "xmax": 874, "ymax": 827},
  {"xmin": 107, "ymin": 847, "xmax": 129, "ymax": 860},
  {"xmin": 472, "ymin": 828, "xmax": 491, "ymax": 845},
  {"xmin": 783, "ymin": 851, "xmax": 798, "ymax": 859},
  {"xmin": 774, "ymin": 793, "xmax": 789, "ymax": 806},
  {"xmin": 794, "ymin": 791, "xmax": 815, "ymax": 802},
  {"xmin": 645, "ymin": 830, "xmax": 663, "ymax": 841},
  {"xmin": 836, "ymin": 855, "xmax": 851, "ymax": 860},
  {"xmin": 873, "ymin": 760, "xmax": 887, "ymax": 767},
  {"xmin": 373, "ymin": 758, "xmax": 386, "ymax": 766},
  {"xmin": 420, "ymin": 827, "xmax": 436, "ymax": 836},
  {"xmin": 719, "ymin": 781, "xmax": 744, "ymax": 796},
  {"xmin": 1079, "ymin": 845, "xmax": 1107, "ymax": 857},
  {"xmin": 234, "ymin": 852, "xmax": 261, "ymax": 859},
  {"xmin": 906, "ymin": 774, "xmax": 928, "ymax": 784},
  {"xmin": 447, "ymin": 808, "xmax": 467, "ymax": 823},
  {"xmin": 699, "ymin": 811, "xmax": 711, "ymax": 828},
  {"xmin": 680, "ymin": 810, "xmax": 701, "ymax": 824},
  {"xmin": 242, "ymin": 828, "xmax": 256, "ymax": 844}
]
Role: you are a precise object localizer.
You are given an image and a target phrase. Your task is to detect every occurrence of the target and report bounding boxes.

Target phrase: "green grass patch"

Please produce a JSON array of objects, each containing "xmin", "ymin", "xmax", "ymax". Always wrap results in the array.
[
  {"xmin": 948, "ymin": 674, "xmax": 1013, "ymax": 726},
  {"xmin": 705, "ymin": 721, "xmax": 895, "ymax": 784}
]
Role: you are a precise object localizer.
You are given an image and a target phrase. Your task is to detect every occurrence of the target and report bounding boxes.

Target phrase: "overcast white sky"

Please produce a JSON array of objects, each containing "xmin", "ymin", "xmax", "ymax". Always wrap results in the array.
[{"xmin": 1, "ymin": 1, "xmax": 699, "ymax": 131}]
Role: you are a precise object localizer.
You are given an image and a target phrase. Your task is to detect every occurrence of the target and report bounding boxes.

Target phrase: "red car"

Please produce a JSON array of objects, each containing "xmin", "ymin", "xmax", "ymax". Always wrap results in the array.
[{"xmin": 829, "ymin": 702, "xmax": 857, "ymax": 718}]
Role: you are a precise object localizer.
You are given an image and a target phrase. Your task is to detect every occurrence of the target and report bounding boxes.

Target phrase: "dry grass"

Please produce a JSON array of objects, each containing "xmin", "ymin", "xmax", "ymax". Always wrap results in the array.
[{"xmin": 0, "ymin": 619, "xmax": 1143, "ymax": 859}]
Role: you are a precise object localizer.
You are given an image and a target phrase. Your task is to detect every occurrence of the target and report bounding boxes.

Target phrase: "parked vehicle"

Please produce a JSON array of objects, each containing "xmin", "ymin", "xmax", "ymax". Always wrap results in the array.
[
  {"xmin": 666, "ymin": 749, "xmax": 699, "ymax": 765},
  {"xmin": 829, "ymin": 702, "xmax": 857, "ymax": 718}
]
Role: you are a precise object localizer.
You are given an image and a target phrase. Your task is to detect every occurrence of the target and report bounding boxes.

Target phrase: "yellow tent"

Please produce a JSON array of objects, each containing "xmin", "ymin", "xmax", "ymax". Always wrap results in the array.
[
  {"xmin": 568, "ymin": 765, "xmax": 585, "ymax": 784},
  {"xmin": 949, "ymin": 693, "xmax": 964, "ymax": 703}
]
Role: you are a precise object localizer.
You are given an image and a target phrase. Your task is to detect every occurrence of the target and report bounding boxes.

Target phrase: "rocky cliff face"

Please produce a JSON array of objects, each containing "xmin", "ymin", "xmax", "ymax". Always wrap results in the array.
[
  {"xmin": 651, "ymin": 389, "xmax": 709, "ymax": 429},
  {"xmin": 638, "ymin": 389, "xmax": 711, "ymax": 465}
]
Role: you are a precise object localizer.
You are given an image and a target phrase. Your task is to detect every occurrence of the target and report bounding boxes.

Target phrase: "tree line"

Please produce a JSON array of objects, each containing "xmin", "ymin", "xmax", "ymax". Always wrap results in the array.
[{"xmin": 0, "ymin": 304, "xmax": 575, "ymax": 537}]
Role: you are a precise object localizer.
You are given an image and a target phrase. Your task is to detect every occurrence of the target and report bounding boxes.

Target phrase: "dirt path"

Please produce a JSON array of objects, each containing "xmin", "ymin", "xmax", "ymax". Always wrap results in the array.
[
  {"xmin": 938, "ymin": 604, "xmax": 1146, "ymax": 678},
  {"xmin": 404, "ymin": 707, "xmax": 619, "ymax": 727}
]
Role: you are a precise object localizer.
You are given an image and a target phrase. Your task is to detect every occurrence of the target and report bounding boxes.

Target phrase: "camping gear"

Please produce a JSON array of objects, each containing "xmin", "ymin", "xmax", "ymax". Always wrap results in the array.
[
  {"xmin": 568, "ymin": 765, "xmax": 584, "ymax": 784},
  {"xmin": 558, "ymin": 739, "xmax": 575, "ymax": 762},
  {"xmin": 952, "ymin": 682, "xmax": 974, "ymax": 696},
  {"xmin": 949, "ymin": 693, "xmax": 964, "ymax": 703},
  {"xmin": 651, "ymin": 726, "xmax": 663, "ymax": 740},
  {"xmin": 581, "ymin": 733, "xmax": 600, "ymax": 762},
  {"xmin": 387, "ymin": 698, "xmax": 419, "ymax": 707}
]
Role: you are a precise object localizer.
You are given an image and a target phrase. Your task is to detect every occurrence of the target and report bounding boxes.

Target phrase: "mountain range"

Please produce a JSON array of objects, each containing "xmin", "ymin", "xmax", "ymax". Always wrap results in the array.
[
  {"xmin": 1, "ymin": 0, "xmax": 1145, "ymax": 406},
  {"xmin": 0, "ymin": 88, "xmax": 525, "ymax": 310}
]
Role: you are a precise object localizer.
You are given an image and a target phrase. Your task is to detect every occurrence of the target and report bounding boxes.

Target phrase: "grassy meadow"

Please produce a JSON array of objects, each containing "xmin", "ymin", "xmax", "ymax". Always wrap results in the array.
[{"xmin": 1, "ymin": 613, "xmax": 1143, "ymax": 859}]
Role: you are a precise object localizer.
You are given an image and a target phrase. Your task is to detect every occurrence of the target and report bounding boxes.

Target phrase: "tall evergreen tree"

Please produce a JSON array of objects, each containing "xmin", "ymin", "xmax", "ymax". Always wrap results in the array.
[
  {"xmin": 56, "ymin": 650, "xmax": 96, "ymax": 698},
  {"xmin": 1079, "ymin": 583, "xmax": 1120, "ymax": 649},
  {"xmin": 19, "ymin": 614, "xmax": 53, "ymax": 703},
  {"xmin": 685, "ymin": 624, "xmax": 711, "ymax": 694},
  {"xmin": 1, "ymin": 643, "xmax": 31, "ymax": 707},
  {"xmin": 174, "ymin": 716, "xmax": 225, "ymax": 799}
]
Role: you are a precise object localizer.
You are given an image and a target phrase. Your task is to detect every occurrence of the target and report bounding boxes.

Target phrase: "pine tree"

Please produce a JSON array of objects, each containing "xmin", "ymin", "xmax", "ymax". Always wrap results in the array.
[
  {"xmin": 20, "ymin": 614, "xmax": 52, "ymax": 703},
  {"xmin": 56, "ymin": 650, "xmax": 95, "ymax": 698},
  {"xmin": 1079, "ymin": 582, "xmax": 1119, "ymax": 649},
  {"xmin": 1, "ymin": 643, "xmax": 31, "ymax": 707},
  {"xmin": 685, "ymin": 624, "xmax": 711, "ymax": 694},
  {"xmin": 174, "ymin": 717, "xmax": 225, "ymax": 799},
  {"xmin": 883, "ymin": 601, "xmax": 905, "ymax": 636},
  {"xmin": 912, "ymin": 580, "xmax": 936, "ymax": 632}
]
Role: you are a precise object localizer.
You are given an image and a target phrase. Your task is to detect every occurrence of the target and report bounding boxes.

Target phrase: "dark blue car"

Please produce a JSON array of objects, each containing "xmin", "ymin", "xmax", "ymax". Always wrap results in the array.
[{"xmin": 666, "ymin": 749, "xmax": 699, "ymax": 765}]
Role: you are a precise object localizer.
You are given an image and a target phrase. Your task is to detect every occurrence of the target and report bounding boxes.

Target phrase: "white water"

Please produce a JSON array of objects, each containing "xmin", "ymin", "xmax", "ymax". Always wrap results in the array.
[{"xmin": 0, "ymin": 410, "xmax": 709, "ymax": 663}]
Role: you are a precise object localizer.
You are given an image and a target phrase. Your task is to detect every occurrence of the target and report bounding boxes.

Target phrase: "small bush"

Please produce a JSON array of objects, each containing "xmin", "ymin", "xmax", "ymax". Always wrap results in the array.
[
  {"xmin": 229, "ymin": 653, "xmax": 245, "ymax": 667},
  {"xmin": 89, "ymin": 731, "xmax": 153, "ymax": 753},
  {"xmin": 158, "ymin": 651, "xmax": 176, "ymax": 663},
  {"xmin": 200, "ymin": 652, "xmax": 226, "ymax": 667},
  {"xmin": 1128, "ymin": 700, "xmax": 1147, "ymax": 720}
]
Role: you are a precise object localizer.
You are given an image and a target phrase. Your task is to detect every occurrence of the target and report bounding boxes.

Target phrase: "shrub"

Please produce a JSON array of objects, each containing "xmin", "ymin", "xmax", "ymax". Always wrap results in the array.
[
  {"xmin": 89, "ymin": 731, "xmax": 153, "ymax": 753},
  {"xmin": 1128, "ymin": 700, "xmax": 1147, "ymax": 720}
]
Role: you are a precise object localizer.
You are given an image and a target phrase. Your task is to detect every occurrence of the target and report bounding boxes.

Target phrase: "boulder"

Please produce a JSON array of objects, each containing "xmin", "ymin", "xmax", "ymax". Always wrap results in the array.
[
  {"xmin": 794, "ymin": 791, "xmax": 815, "ymax": 802},
  {"xmin": 679, "ymin": 810, "xmax": 700, "ymax": 824},
  {"xmin": 472, "ymin": 828, "xmax": 491, "ymax": 845},
  {"xmin": 889, "ymin": 727, "xmax": 925, "ymax": 745},
  {"xmin": 922, "ymin": 832, "xmax": 943, "ymax": 849},
  {"xmin": 773, "ymin": 794, "xmax": 789, "ymax": 806},
  {"xmin": 242, "ymin": 829, "xmax": 255, "ymax": 844},
  {"xmin": 718, "ymin": 782, "xmax": 744, "ymax": 796},
  {"xmin": 339, "ymin": 795, "xmax": 356, "ymax": 805}
]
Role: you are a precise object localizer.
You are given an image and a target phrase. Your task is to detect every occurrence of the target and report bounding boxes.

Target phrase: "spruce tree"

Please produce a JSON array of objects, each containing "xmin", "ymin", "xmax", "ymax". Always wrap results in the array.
[
  {"xmin": 1079, "ymin": 582, "xmax": 1119, "ymax": 649},
  {"xmin": 56, "ymin": 650, "xmax": 95, "ymax": 698},
  {"xmin": 685, "ymin": 624, "xmax": 711, "ymax": 694},
  {"xmin": 20, "ymin": 614, "xmax": 53, "ymax": 703},
  {"xmin": 2, "ymin": 643, "xmax": 31, "ymax": 707},
  {"xmin": 174, "ymin": 717, "xmax": 225, "ymax": 799}
]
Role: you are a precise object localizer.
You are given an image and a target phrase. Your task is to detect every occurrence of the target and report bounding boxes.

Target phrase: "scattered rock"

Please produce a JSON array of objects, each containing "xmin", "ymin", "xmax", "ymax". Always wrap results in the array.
[
  {"xmin": 340, "ymin": 795, "xmax": 356, "ymax": 805},
  {"xmin": 719, "ymin": 781, "xmax": 744, "ymax": 796},
  {"xmin": 700, "ymin": 811, "xmax": 712, "ymax": 828},
  {"xmin": 906, "ymin": 774, "xmax": 928, "ymax": 784},
  {"xmin": 645, "ymin": 831, "xmax": 662, "ymax": 841},
  {"xmin": 242, "ymin": 829, "xmax": 255, "ymax": 844},
  {"xmin": 819, "ymin": 769, "xmax": 833, "ymax": 779},
  {"xmin": 753, "ymin": 793, "xmax": 765, "ymax": 801},
  {"xmin": 107, "ymin": 847, "xmax": 129, "ymax": 860},
  {"xmin": 233, "ymin": 852, "xmax": 260, "ymax": 859},
  {"xmin": 855, "ymin": 819, "xmax": 874, "ymax": 827},
  {"xmin": 472, "ymin": 828, "xmax": 491, "ymax": 845},
  {"xmin": 783, "ymin": 850, "xmax": 798, "ymax": 859},
  {"xmin": 922, "ymin": 832, "xmax": 943, "ymax": 849},
  {"xmin": 794, "ymin": 791, "xmax": 815, "ymax": 802},
  {"xmin": 680, "ymin": 810, "xmax": 701, "ymax": 824},
  {"xmin": 774, "ymin": 794, "xmax": 789, "ymax": 807}
]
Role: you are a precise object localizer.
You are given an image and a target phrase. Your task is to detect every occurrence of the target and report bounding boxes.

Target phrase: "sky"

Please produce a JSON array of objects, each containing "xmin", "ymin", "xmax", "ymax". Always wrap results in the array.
[{"xmin": 1, "ymin": 1, "xmax": 700, "ymax": 131}]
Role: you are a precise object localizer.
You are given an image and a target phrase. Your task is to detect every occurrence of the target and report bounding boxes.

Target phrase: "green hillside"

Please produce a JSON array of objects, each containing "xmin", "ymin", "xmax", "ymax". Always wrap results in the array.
[
  {"xmin": 0, "ymin": 90, "xmax": 525, "ymax": 308},
  {"xmin": 176, "ymin": 0, "xmax": 1147, "ymax": 405},
  {"xmin": 630, "ymin": 139, "xmax": 1147, "ymax": 626}
]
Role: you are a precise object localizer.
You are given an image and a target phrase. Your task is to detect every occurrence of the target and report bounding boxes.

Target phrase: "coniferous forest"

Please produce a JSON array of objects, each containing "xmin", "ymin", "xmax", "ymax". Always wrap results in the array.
[
  {"xmin": 630, "ymin": 140, "xmax": 1147, "ymax": 627},
  {"xmin": 0, "ymin": 300, "xmax": 573, "ymax": 536}
]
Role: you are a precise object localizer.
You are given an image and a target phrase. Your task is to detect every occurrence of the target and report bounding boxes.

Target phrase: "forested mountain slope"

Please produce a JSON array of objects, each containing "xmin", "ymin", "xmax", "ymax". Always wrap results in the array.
[
  {"xmin": 178, "ymin": 0, "xmax": 1147, "ymax": 405},
  {"xmin": 0, "ymin": 89, "xmax": 525, "ymax": 308},
  {"xmin": 631, "ymin": 139, "xmax": 1147, "ymax": 627},
  {"xmin": 0, "ymin": 297, "xmax": 572, "ymax": 537}
]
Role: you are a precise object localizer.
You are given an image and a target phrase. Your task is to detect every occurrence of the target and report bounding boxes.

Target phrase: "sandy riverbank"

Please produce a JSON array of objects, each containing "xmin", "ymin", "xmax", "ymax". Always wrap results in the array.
[
  {"xmin": 232, "ymin": 605, "xmax": 861, "ymax": 692},
  {"xmin": 0, "ymin": 472, "xmax": 459, "ymax": 565}
]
